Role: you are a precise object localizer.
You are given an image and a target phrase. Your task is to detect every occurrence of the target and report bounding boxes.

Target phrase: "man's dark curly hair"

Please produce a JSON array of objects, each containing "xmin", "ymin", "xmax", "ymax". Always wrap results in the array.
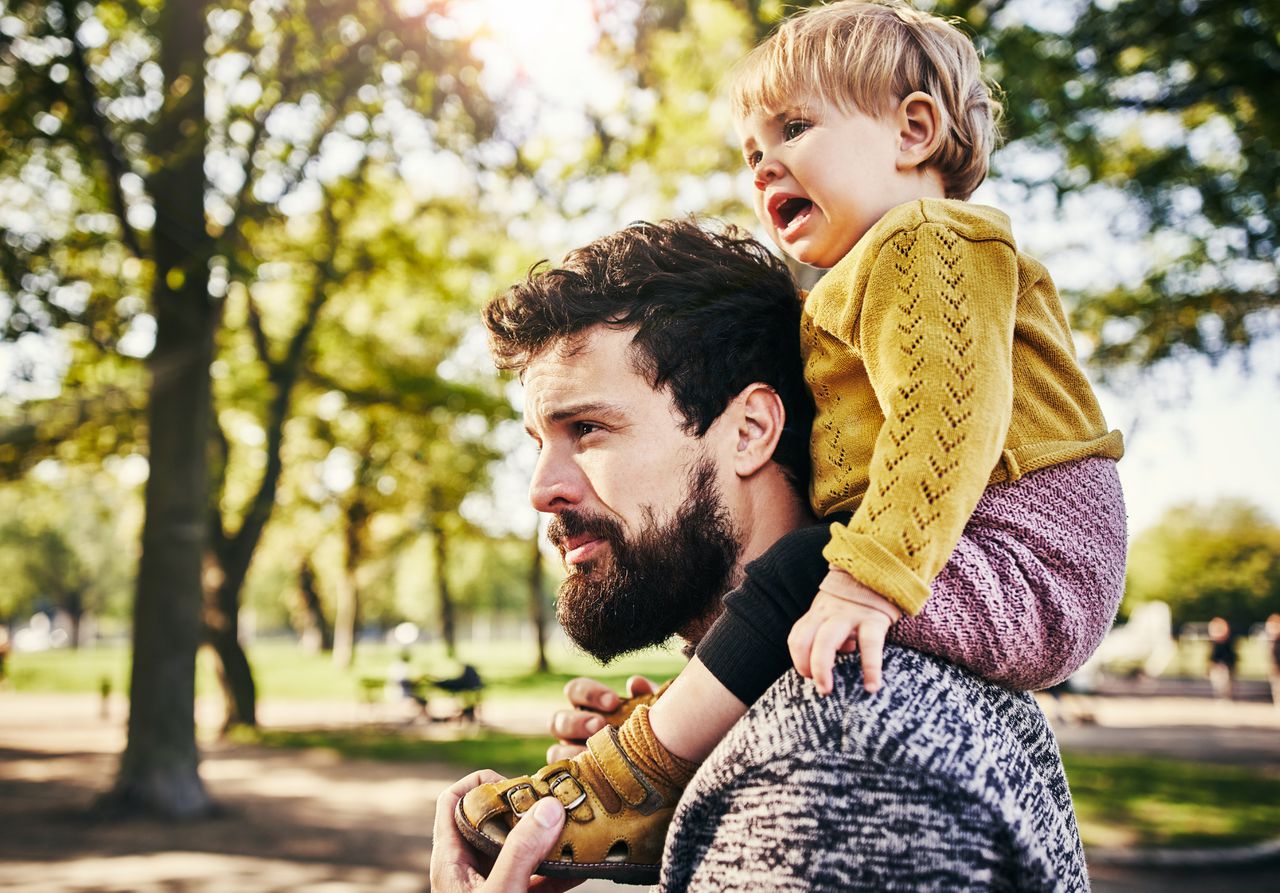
[{"xmin": 484, "ymin": 218, "xmax": 813, "ymax": 493}]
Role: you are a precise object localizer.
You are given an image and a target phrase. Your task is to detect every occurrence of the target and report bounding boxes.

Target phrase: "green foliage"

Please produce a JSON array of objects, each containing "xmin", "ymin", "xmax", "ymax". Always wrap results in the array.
[
  {"xmin": 0, "ymin": 472, "xmax": 137, "ymax": 625},
  {"xmin": 8, "ymin": 637, "xmax": 690, "ymax": 700},
  {"xmin": 980, "ymin": 0, "xmax": 1280, "ymax": 367},
  {"xmin": 1125, "ymin": 499, "xmax": 1280, "ymax": 630}
]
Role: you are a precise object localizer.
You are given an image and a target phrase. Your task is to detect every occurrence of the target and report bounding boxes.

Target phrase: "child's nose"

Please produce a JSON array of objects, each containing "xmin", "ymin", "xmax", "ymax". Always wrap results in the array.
[{"xmin": 753, "ymin": 157, "xmax": 783, "ymax": 190}]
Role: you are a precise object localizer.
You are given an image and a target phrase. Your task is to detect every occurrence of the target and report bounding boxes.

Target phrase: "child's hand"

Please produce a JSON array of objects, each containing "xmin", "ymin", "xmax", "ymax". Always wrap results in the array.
[{"xmin": 787, "ymin": 566, "xmax": 903, "ymax": 696}]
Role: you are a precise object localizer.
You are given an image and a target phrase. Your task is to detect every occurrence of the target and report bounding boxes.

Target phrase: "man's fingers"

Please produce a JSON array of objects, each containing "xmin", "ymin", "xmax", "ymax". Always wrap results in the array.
[
  {"xmin": 485, "ymin": 797, "xmax": 565, "ymax": 893},
  {"xmin": 562, "ymin": 677, "xmax": 619, "ymax": 713},
  {"xmin": 550, "ymin": 709, "xmax": 605, "ymax": 743},
  {"xmin": 430, "ymin": 770, "xmax": 506, "ymax": 890},
  {"xmin": 858, "ymin": 619, "xmax": 889, "ymax": 693},
  {"xmin": 546, "ymin": 743, "xmax": 587, "ymax": 763},
  {"xmin": 625, "ymin": 675, "xmax": 657, "ymax": 698}
]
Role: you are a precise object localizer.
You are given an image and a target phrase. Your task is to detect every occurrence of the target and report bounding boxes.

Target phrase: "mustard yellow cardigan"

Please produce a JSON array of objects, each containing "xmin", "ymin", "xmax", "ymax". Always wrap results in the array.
[{"xmin": 802, "ymin": 199, "xmax": 1123, "ymax": 615}]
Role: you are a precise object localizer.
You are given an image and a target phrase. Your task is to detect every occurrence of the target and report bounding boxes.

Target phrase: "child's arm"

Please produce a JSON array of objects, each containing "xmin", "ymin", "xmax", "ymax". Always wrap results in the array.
[
  {"xmin": 788, "ymin": 565, "xmax": 902, "ymax": 695},
  {"xmin": 817, "ymin": 223, "xmax": 1019, "ymax": 618}
]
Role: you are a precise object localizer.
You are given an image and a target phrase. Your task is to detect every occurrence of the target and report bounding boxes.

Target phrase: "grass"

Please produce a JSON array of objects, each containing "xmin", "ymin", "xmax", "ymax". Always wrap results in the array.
[
  {"xmin": 229, "ymin": 726, "xmax": 555, "ymax": 777},
  {"xmin": 4, "ymin": 637, "xmax": 688, "ymax": 702},
  {"xmin": 1061, "ymin": 752, "xmax": 1280, "ymax": 850}
]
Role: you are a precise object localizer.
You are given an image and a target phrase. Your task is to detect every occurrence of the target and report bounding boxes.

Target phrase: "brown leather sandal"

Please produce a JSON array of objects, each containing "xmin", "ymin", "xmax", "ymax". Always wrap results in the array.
[{"xmin": 455, "ymin": 722, "xmax": 678, "ymax": 885}]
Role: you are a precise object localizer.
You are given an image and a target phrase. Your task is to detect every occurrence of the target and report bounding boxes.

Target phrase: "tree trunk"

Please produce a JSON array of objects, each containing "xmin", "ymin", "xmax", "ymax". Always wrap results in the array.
[
  {"xmin": 332, "ymin": 498, "xmax": 367, "ymax": 669},
  {"xmin": 66, "ymin": 590, "xmax": 83, "ymax": 650},
  {"xmin": 433, "ymin": 521, "xmax": 457, "ymax": 658},
  {"xmin": 103, "ymin": 0, "xmax": 214, "ymax": 819},
  {"xmin": 203, "ymin": 561, "xmax": 256, "ymax": 731},
  {"xmin": 528, "ymin": 530, "xmax": 550, "ymax": 673},
  {"xmin": 296, "ymin": 560, "xmax": 333, "ymax": 653},
  {"xmin": 102, "ymin": 0, "xmax": 215, "ymax": 813}
]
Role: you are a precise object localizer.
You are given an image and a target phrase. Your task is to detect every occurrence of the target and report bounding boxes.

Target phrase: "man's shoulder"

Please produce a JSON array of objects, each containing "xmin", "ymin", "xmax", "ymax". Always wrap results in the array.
[
  {"xmin": 716, "ymin": 647, "xmax": 1057, "ymax": 783},
  {"xmin": 661, "ymin": 650, "xmax": 1086, "ymax": 893}
]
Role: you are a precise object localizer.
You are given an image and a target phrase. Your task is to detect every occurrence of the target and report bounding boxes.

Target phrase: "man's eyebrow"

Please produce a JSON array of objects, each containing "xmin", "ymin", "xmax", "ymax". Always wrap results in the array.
[
  {"xmin": 548, "ymin": 401, "xmax": 629, "ymax": 423},
  {"xmin": 525, "ymin": 401, "xmax": 630, "ymax": 437}
]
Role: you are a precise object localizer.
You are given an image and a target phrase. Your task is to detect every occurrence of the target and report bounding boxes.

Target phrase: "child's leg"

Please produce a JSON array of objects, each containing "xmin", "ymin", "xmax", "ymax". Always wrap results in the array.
[
  {"xmin": 647, "ymin": 657, "xmax": 748, "ymax": 762},
  {"xmin": 890, "ymin": 457, "xmax": 1127, "ymax": 690}
]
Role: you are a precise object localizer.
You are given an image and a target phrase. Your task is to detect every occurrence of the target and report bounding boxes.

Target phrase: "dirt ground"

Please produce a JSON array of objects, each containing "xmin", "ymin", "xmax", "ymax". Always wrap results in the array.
[{"xmin": 1, "ymin": 689, "xmax": 1277, "ymax": 892}]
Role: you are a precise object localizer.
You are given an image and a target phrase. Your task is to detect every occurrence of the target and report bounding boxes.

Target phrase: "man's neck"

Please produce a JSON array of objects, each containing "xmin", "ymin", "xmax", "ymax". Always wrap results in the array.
[{"xmin": 680, "ymin": 480, "xmax": 815, "ymax": 648}]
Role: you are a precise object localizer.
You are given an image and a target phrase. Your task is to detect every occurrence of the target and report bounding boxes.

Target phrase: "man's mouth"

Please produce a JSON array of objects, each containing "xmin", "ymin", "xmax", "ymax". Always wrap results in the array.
[
  {"xmin": 768, "ymin": 193, "xmax": 814, "ymax": 237},
  {"xmin": 561, "ymin": 534, "xmax": 605, "ymax": 567}
]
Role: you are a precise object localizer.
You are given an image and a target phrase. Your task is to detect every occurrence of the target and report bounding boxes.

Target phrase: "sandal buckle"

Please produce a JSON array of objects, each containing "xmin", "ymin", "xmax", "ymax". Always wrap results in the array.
[
  {"xmin": 548, "ymin": 772, "xmax": 588, "ymax": 811},
  {"xmin": 504, "ymin": 782, "xmax": 537, "ymax": 817}
]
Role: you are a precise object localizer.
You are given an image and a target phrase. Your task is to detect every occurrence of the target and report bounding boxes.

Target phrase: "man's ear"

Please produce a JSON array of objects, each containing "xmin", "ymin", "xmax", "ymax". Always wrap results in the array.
[
  {"xmin": 730, "ymin": 383, "xmax": 786, "ymax": 478},
  {"xmin": 894, "ymin": 91, "xmax": 942, "ymax": 171}
]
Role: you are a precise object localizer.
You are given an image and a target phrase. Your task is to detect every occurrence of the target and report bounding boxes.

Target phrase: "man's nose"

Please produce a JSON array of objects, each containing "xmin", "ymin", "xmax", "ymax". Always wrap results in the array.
[{"xmin": 529, "ymin": 448, "xmax": 583, "ymax": 514}]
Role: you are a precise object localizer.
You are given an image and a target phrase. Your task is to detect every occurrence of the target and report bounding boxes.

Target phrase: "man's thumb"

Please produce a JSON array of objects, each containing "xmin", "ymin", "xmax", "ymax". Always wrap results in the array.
[{"xmin": 487, "ymin": 797, "xmax": 565, "ymax": 891}]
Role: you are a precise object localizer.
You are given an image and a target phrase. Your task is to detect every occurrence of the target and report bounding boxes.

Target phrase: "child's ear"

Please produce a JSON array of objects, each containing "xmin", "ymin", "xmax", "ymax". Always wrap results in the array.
[
  {"xmin": 731, "ymin": 383, "xmax": 786, "ymax": 478},
  {"xmin": 894, "ymin": 91, "xmax": 942, "ymax": 171}
]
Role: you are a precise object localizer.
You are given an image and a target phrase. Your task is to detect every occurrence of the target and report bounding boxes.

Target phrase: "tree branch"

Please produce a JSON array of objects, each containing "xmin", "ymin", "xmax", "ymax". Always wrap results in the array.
[{"xmin": 54, "ymin": 0, "xmax": 145, "ymax": 259}]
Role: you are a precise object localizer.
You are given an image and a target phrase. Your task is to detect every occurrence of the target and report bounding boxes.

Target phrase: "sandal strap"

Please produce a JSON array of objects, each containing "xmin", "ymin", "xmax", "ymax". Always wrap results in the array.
[
  {"xmin": 586, "ymin": 726, "xmax": 666, "ymax": 815},
  {"xmin": 537, "ymin": 765, "xmax": 594, "ymax": 822}
]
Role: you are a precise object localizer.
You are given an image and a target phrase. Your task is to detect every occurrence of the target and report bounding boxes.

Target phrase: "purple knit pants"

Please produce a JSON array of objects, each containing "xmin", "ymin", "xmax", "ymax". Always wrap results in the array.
[{"xmin": 887, "ymin": 456, "xmax": 1127, "ymax": 690}]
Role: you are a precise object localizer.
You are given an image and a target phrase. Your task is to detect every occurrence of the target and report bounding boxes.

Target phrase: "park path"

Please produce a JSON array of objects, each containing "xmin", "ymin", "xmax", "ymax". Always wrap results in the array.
[{"xmin": 1, "ymin": 689, "xmax": 1276, "ymax": 892}]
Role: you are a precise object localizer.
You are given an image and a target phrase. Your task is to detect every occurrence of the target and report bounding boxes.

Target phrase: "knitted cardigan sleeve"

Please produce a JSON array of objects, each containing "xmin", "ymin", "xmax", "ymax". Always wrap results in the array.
[{"xmin": 822, "ymin": 223, "xmax": 1018, "ymax": 615}]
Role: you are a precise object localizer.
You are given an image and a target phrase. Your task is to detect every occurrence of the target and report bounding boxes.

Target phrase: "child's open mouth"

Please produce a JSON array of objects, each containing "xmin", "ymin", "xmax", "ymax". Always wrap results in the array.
[{"xmin": 769, "ymin": 194, "xmax": 814, "ymax": 237}]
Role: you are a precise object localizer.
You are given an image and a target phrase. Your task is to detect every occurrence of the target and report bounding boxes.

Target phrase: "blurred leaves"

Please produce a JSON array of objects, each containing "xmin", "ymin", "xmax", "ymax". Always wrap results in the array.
[{"xmin": 1125, "ymin": 499, "xmax": 1280, "ymax": 630}]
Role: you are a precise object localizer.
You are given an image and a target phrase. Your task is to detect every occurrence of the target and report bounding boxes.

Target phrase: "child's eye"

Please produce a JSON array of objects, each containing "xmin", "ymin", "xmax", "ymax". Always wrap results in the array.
[
  {"xmin": 783, "ymin": 119, "xmax": 811, "ymax": 141},
  {"xmin": 745, "ymin": 149, "xmax": 763, "ymax": 170}
]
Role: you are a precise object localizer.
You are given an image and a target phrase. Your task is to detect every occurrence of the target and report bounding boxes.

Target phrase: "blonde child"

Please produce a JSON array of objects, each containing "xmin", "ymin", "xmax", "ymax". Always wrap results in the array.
[{"xmin": 457, "ymin": 1, "xmax": 1126, "ymax": 882}]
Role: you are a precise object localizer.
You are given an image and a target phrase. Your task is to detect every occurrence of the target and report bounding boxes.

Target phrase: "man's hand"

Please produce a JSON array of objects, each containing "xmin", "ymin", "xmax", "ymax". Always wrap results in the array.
[
  {"xmin": 547, "ymin": 676, "xmax": 657, "ymax": 762},
  {"xmin": 430, "ymin": 770, "xmax": 580, "ymax": 893},
  {"xmin": 787, "ymin": 566, "xmax": 903, "ymax": 695}
]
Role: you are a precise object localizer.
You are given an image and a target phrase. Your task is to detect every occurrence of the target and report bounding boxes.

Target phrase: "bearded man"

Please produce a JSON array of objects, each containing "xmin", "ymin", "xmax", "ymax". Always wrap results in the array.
[{"xmin": 431, "ymin": 219, "xmax": 1087, "ymax": 892}]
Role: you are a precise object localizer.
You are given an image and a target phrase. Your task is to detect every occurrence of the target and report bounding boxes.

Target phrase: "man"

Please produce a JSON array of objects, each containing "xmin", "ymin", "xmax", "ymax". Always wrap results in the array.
[{"xmin": 431, "ymin": 220, "xmax": 1087, "ymax": 892}]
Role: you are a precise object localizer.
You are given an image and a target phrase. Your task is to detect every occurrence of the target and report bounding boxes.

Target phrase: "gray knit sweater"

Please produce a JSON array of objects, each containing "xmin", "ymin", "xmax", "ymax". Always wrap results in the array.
[{"xmin": 659, "ymin": 647, "xmax": 1088, "ymax": 891}]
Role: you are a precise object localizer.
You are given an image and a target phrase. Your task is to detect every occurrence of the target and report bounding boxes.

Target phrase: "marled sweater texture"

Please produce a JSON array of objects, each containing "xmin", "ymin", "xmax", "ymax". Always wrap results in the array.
[{"xmin": 660, "ymin": 648, "xmax": 1089, "ymax": 892}]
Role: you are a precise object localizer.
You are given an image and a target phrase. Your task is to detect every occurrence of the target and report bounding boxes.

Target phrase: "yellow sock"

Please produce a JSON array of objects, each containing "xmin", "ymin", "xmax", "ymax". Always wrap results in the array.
[{"xmin": 616, "ymin": 703, "xmax": 698, "ymax": 790}]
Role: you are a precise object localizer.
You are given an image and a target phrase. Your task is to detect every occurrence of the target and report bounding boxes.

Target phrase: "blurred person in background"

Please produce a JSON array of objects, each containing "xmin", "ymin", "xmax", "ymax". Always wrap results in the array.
[
  {"xmin": 1207, "ymin": 617, "xmax": 1237, "ymax": 700},
  {"xmin": 1265, "ymin": 613, "xmax": 1280, "ymax": 710}
]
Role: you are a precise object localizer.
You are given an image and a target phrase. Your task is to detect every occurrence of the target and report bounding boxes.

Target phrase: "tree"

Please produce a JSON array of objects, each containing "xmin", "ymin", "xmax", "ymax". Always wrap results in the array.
[
  {"xmin": 1, "ymin": 0, "xmax": 496, "ymax": 814},
  {"xmin": 0, "ymin": 473, "xmax": 136, "ymax": 639},
  {"xmin": 978, "ymin": 0, "xmax": 1280, "ymax": 367},
  {"xmin": 1125, "ymin": 500, "xmax": 1280, "ymax": 631}
]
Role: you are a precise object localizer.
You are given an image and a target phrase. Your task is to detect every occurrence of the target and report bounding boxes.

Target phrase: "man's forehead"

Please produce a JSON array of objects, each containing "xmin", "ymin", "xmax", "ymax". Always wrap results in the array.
[{"xmin": 521, "ymin": 327, "xmax": 672, "ymax": 425}]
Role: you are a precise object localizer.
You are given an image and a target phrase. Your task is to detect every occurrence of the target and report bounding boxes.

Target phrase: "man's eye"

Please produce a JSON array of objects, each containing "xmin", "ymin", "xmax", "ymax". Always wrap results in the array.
[
  {"xmin": 783, "ymin": 119, "xmax": 810, "ymax": 140},
  {"xmin": 573, "ymin": 422, "xmax": 601, "ymax": 438}
]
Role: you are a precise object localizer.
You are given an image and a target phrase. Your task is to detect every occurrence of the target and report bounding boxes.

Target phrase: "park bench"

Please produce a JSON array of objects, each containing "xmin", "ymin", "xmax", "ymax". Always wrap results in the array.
[{"xmin": 359, "ymin": 663, "xmax": 484, "ymax": 724}]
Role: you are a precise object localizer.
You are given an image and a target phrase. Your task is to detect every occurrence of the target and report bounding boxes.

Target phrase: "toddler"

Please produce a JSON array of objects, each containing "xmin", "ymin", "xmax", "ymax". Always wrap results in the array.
[{"xmin": 457, "ymin": 1, "xmax": 1126, "ymax": 883}]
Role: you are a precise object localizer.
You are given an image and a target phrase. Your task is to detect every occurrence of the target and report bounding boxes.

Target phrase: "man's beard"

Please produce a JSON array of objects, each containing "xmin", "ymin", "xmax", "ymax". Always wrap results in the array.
[{"xmin": 548, "ymin": 459, "xmax": 741, "ymax": 663}]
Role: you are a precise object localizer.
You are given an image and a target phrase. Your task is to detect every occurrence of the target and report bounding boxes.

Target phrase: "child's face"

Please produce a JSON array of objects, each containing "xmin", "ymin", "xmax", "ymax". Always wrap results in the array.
[{"xmin": 737, "ymin": 95, "xmax": 918, "ymax": 269}]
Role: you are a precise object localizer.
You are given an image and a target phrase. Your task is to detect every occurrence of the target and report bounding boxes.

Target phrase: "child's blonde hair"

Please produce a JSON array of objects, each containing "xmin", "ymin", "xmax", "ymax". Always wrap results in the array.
[{"xmin": 731, "ymin": 0, "xmax": 1002, "ymax": 200}]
